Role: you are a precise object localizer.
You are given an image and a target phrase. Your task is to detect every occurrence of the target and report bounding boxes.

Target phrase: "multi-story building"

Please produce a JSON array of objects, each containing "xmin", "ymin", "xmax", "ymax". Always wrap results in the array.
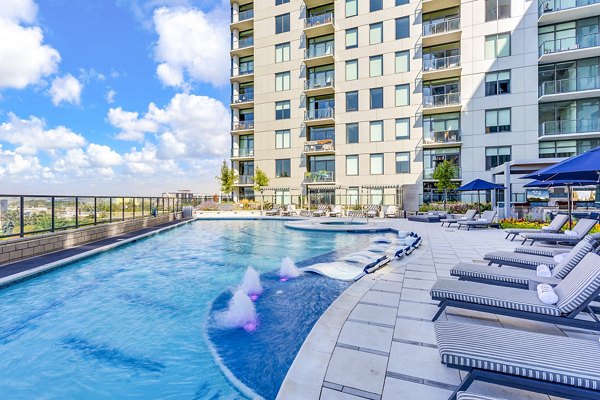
[{"xmin": 229, "ymin": 0, "xmax": 600, "ymax": 211}]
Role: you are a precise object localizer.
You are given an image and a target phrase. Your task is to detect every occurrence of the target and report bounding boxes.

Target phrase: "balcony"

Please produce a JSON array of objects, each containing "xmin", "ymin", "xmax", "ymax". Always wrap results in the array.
[
  {"xmin": 304, "ymin": 77, "xmax": 335, "ymax": 96},
  {"xmin": 304, "ymin": 107, "xmax": 335, "ymax": 126},
  {"xmin": 424, "ymin": 166, "xmax": 461, "ymax": 180},
  {"xmin": 230, "ymin": 37, "xmax": 254, "ymax": 57},
  {"xmin": 422, "ymin": 55, "xmax": 461, "ymax": 80},
  {"xmin": 231, "ymin": 9, "xmax": 254, "ymax": 31},
  {"xmin": 236, "ymin": 175, "xmax": 254, "ymax": 186},
  {"xmin": 304, "ymin": 12, "xmax": 334, "ymax": 38},
  {"xmin": 230, "ymin": 66, "xmax": 254, "ymax": 83},
  {"xmin": 539, "ymin": 118, "xmax": 600, "ymax": 139},
  {"xmin": 539, "ymin": 33, "xmax": 600, "ymax": 64},
  {"xmin": 422, "ymin": 17, "xmax": 461, "ymax": 47},
  {"xmin": 538, "ymin": 0, "xmax": 600, "ymax": 25},
  {"xmin": 303, "ymin": 139, "xmax": 335, "ymax": 155},
  {"xmin": 304, "ymin": 43, "xmax": 335, "ymax": 67},
  {"xmin": 231, "ymin": 92, "xmax": 254, "ymax": 107},
  {"xmin": 423, "ymin": 130, "xmax": 461, "ymax": 147},
  {"xmin": 423, "ymin": 92, "xmax": 461, "ymax": 114},
  {"xmin": 231, "ymin": 120, "xmax": 254, "ymax": 133},
  {"xmin": 231, "ymin": 148, "xmax": 254, "ymax": 159},
  {"xmin": 304, "ymin": 171, "xmax": 334, "ymax": 184},
  {"xmin": 539, "ymin": 77, "xmax": 600, "ymax": 102}
]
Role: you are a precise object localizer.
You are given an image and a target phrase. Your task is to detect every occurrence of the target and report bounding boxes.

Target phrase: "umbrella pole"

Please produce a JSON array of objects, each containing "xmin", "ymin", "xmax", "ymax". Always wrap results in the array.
[{"xmin": 568, "ymin": 185, "xmax": 572, "ymax": 229}]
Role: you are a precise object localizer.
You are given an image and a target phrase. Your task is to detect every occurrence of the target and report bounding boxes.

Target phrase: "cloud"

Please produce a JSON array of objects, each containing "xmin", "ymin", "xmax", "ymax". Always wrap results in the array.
[
  {"xmin": 107, "ymin": 107, "xmax": 160, "ymax": 141},
  {"xmin": 87, "ymin": 143, "xmax": 123, "ymax": 166},
  {"xmin": 49, "ymin": 74, "xmax": 83, "ymax": 106},
  {"xmin": 0, "ymin": 145, "xmax": 42, "ymax": 178},
  {"xmin": 105, "ymin": 89, "xmax": 117, "ymax": 104}
]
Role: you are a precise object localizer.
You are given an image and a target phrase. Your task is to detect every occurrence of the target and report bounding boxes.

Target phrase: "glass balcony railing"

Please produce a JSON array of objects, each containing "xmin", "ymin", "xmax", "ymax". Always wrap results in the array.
[
  {"xmin": 539, "ymin": 33, "xmax": 600, "ymax": 56},
  {"xmin": 232, "ymin": 120, "xmax": 254, "ymax": 131},
  {"xmin": 231, "ymin": 65, "xmax": 254, "ymax": 77},
  {"xmin": 236, "ymin": 9, "xmax": 254, "ymax": 22},
  {"xmin": 304, "ymin": 171, "xmax": 334, "ymax": 183},
  {"xmin": 424, "ymin": 130, "xmax": 461, "ymax": 144},
  {"xmin": 231, "ymin": 148, "xmax": 254, "ymax": 158},
  {"xmin": 539, "ymin": 0, "xmax": 600, "ymax": 16},
  {"xmin": 232, "ymin": 92, "xmax": 254, "ymax": 103},
  {"xmin": 423, "ymin": 55, "xmax": 461, "ymax": 72},
  {"xmin": 539, "ymin": 76, "xmax": 600, "ymax": 96},
  {"xmin": 539, "ymin": 118, "xmax": 600, "ymax": 136},
  {"xmin": 238, "ymin": 175, "xmax": 254, "ymax": 185},
  {"xmin": 423, "ymin": 92, "xmax": 461, "ymax": 108},
  {"xmin": 304, "ymin": 107, "xmax": 335, "ymax": 121},
  {"xmin": 303, "ymin": 139, "xmax": 335, "ymax": 153},
  {"xmin": 424, "ymin": 166, "xmax": 461, "ymax": 180},
  {"xmin": 423, "ymin": 17, "xmax": 460, "ymax": 37},
  {"xmin": 305, "ymin": 42, "xmax": 334, "ymax": 59},
  {"xmin": 305, "ymin": 76, "xmax": 334, "ymax": 90},
  {"xmin": 232, "ymin": 37, "xmax": 254, "ymax": 50},
  {"xmin": 305, "ymin": 12, "xmax": 334, "ymax": 28}
]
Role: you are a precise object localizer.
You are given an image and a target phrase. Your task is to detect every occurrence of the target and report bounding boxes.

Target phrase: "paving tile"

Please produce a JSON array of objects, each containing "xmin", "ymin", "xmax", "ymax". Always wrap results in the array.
[
  {"xmin": 361, "ymin": 290, "xmax": 401, "ymax": 307},
  {"xmin": 371, "ymin": 280, "xmax": 403, "ymax": 293},
  {"xmin": 403, "ymin": 278, "xmax": 435, "ymax": 291},
  {"xmin": 404, "ymin": 271, "xmax": 438, "ymax": 281},
  {"xmin": 400, "ymin": 288, "xmax": 437, "ymax": 304},
  {"xmin": 382, "ymin": 273, "xmax": 404, "ymax": 282},
  {"xmin": 338, "ymin": 321, "xmax": 393, "ymax": 353},
  {"xmin": 405, "ymin": 263, "xmax": 436, "ymax": 272},
  {"xmin": 397, "ymin": 301, "xmax": 440, "ymax": 320},
  {"xmin": 388, "ymin": 342, "xmax": 461, "ymax": 386},
  {"xmin": 349, "ymin": 303, "xmax": 397, "ymax": 326},
  {"xmin": 325, "ymin": 347, "xmax": 388, "ymax": 395},
  {"xmin": 320, "ymin": 388, "xmax": 365, "ymax": 400},
  {"xmin": 393, "ymin": 318, "xmax": 436, "ymax": 345},
  {"xmin": 382, "ymin": 377, "xmax": 453, "ymax": 400}
]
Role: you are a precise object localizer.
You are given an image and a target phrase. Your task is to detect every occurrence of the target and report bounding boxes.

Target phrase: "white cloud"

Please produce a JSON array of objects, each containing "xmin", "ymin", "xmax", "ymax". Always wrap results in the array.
[
  {"xmin": 87, "ymin": 143, "xmax": 123, "ymax": 167},
  {"xmin": 107, "ymin": 107, "xmax": 160, "ymax": 141},
  {"xmin": 49, "ymin": 74, "xmax": 83, "ymax": 106},
  {"xmin": 124, "ymin": 145, "xmax": 178, "ymax": 175},
  {"xmin": 0, "ymin": 145, "xmax": 42, "ymax": 178},
  {"xmin": 105, "ymin": 89, "xmax": 117, "ymax": 104},
  {"xmin": 78, "ymin": 68, "xmax": 106, "ymax": 83},
  {"xmin": 0, "ymin": 0, "xmax": 37, "ymax": 24}
]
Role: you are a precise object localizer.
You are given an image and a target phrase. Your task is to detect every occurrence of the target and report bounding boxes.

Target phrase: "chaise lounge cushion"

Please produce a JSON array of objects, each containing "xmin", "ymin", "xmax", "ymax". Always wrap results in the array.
[
  {"xmin": 513, "ymin": 246, "xmax": 570, "ymax": 258},
  {"xmin": 555, "ymin": 253, "xmax": 600, "ymax": 314},
  {"xmin": 450, "ymin": 262, "xmax": 561, "ymax": 286},
  {"xmin": 483, "ymin": 252, "xmax": 558, "ymax": 269}
]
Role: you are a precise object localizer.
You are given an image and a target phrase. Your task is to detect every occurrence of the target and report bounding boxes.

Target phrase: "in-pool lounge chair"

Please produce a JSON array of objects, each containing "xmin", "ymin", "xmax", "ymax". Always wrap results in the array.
[
  {"xmin": 435, "ymin": 321, "xmax": 600, "ymax": 400},
  {"xmin": 328, "ymin": 205, "xmax": 343, "ymax": 217},
  {"xmin": 312, "ymin": 204, "xmax": 329, "ymax": 217},
  {"xmin": 504, "ymin": 213, "xmax": 569, "ymax": 241},
  {"xmin": 456, "ymin": 210, "xmax": 497, "ymax": 231},
  {"xmin": 384, "ymin": 205, "xmax": 398, "ymax": 218},
  {"xmin": 440, "ymin": 210, "xmax": 477, "ymax": 227},
  {"xmin": 430, "ymin": 252, "xmax": 600, "ymax": 331},
  {"xmin": 520, "ymin": 218, "xmax": 597, "ymax": 246}
]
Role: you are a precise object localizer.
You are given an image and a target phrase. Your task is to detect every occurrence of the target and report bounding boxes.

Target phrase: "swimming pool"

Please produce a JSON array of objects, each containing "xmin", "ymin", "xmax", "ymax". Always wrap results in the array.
[{"xmin": 0, "ymin": 220, "xmax": 360, "ymax": 399}]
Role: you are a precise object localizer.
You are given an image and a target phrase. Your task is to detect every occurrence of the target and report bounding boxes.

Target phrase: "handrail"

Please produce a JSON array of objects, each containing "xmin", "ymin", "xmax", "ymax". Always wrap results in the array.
[
  {"xmin": 539, "ymin": 32, "xmax": 600, "ymax": 56},
  {"xmin": 305, "ymin": 42, "xmax": 334, "ymax": 59},
  {"xmin": 424, "ymin": 129, "xmax": 461, "ymax": 144},
  {"xmin": 305, "ymin": 12, "xmax": 334, "ymax": 28},
  {"xmin": 305, "ymin": 76, "xmax": 335, "ymax": 90},
  {"xmin": 304, "ymin": 107, "xmax": 335, "ymax": 120},
  {"xmin": 232, "ymin": 120, "xmax": 255, "ymax": 131},
  {"xmin": 422, "ymin": 16, "xmax": 460, "ymax": 36},
  {"xmin": 539, "ymin": 76, "xmax": 600, "ymax": 96},
  {"xmin": 539, "ymin": 118, "xmax": 600, "ymax": 136},
  {"xmin": 423, "ymin": 55, "xmax": 461, "ymax": 71},
  {"xmin": 539, "ymin": 0, "xmax": 600, "ymax": 16},
  {"xmin": 423, "ymin": 92, "xmax": 461, "ymax": 108}
]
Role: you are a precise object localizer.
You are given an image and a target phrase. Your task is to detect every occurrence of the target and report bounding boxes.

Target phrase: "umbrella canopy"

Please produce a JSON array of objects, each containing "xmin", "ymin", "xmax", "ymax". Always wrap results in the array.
[
  {"xmin": 524, "ymin": 179, "xmax": 598, "ymax": 188},
  {"xmin": 457, "ymin": 179, "xmax": 505, "ymax": 191},
  {"xmin": 522, "ymin": 146, "xmax": 600, "ymax": 182}
]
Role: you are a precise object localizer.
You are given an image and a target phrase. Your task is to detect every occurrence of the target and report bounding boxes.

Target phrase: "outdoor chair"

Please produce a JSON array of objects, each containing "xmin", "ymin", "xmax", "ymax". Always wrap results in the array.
[
  {"xmin": 365, "ymin": 205, "xmax": 380, "ymax": 218},
  {"xmin": 520, "ymin": 218, "xmax": 597, "ymax": 246},
  {"xmin": 281, "ymin": 204, "xmax": 297, "ymax": 216},
  {"xmin": 384, "ymin": 205, "xmax": 398, "ymax": 218},
  {"xmin": 504, "ymin": 214, "xmax": 569, "ymax": 241},
  {"xmin": 265, "ymin": 205, "xmax": 283, "ymax": 216},
  {"xmin": 512, "ymin": 245, "xmax": 571, "ymax": 258},
  {"xmin": 430, "ymin": 252, "xmax": 600, "ymax": 331},
  {"xmin": 311, "ymin": 205, "xmax": 329, "ymax": 217},
  {"xmin": 328, "ymin": 205, "xmax": 343, "ymax": 217},
  {"xmin": 435, "ymin": 321, "xmax": 600, "ymax": 400},
  {"xmin": 456, "ymin": 210, "xmax": 497, "ymax": 230},
  {"xmin": 440, "ymin": 209, "xmax": 477, "ymax": 227}
]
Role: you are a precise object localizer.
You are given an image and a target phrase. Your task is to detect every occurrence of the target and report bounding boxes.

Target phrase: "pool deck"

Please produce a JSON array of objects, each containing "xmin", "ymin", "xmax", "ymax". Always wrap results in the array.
[{"xmin": 278, "ymin": 219, "xmax": 598, "ymax": 400}]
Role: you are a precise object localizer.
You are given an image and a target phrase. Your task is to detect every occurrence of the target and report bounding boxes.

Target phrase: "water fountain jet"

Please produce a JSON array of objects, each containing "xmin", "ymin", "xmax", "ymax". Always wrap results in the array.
[
  {"xmin": 239, "ymin": 267, "xmax": 263, "ymax": 300},
  {"xmin": 218, "ymin": 289, "xmax": 258, "ymax": 332},
  {"xmin": 278, "ymin": 257, "xmax": 302, "ymax": 281}
]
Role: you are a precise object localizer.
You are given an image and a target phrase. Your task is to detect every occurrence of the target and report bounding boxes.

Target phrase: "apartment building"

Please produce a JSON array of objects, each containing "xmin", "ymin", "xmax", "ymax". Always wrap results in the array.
[{"xmin": 229, "ymin": 0, "xmax": 600, "ymax": 210}]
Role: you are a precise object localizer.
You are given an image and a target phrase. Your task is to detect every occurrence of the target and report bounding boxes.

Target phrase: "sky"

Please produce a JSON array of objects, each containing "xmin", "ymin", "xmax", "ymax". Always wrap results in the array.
[{"xmin": 0, "ymin": 0, "xmax": 231, "ymax": 196}]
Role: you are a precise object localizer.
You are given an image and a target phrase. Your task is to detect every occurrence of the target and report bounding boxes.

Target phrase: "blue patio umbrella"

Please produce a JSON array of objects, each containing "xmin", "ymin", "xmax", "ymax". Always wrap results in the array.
[
  {"xmin": 457, "ymin": 179, "xmax": 505, "ymax": 214},
  {"xmin": 522, "ymin": 146, "xmax": 600, "ymax": 182}
]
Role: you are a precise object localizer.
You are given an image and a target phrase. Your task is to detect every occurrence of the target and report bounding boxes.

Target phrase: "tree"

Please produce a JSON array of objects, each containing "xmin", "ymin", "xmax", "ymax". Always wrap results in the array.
[
  {"xmin": 253, "ymin": 168, "xmax": 269, "ymax": 214},
  {"xmin": 216, "ymin": 160, "xmax": 237, "ymax": 200},
  {"xmin": 432, "ymin": 160, "xmax": 458, "ymax": 209}
]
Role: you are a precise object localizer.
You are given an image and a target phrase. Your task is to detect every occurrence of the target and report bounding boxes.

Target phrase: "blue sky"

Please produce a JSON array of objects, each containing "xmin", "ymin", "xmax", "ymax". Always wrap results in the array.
[{"xmin": 0, "ymin": 0, "xmax": 231, "ymax": 195}]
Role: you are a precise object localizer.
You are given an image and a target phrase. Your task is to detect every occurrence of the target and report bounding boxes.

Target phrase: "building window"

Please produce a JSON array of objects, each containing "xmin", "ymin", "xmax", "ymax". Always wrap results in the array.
[
  {"xmin": 346, "ymin": 91, "xmax": 359, "ymax": 111},
  {"xmin": 396, "ymin": 152, "xmax": 410, "ymax": 173},
  {"xmin": 395, "ymin": 51, "xmax": 409, "ymax": 73},
  {"xmin": 395, "ymin": 17, "xmax": 409, "ymax": 39},
  {"xmin": 396, "ymin": 0, "xmax": 409, "ymax": 4},
  {"xmin": 346, "ymin": 59, "xmax": 358, "ymax": 80},
  {"xmin": 485, "ymin": 70, "xmax": 510, "ymax": 96},
  {"xmin": 538, "ymin": 139, "xmax": 599, "ymax": 158},
  {"xmin": 275, "ymin": 42, "xmax": 291, "ymax": 62},
  {"xmin": 347, "ymin": 187, "xmax": 359, "ymax": 205},
  {"xmin": 395, "ymin": 118, "xmax": 410, "ymax": 139},
  {"xmin": 345, "ymin": 28, "xmax": 358, "ymax": 49},
  {"xmin": 369, "ymin": 22, "xmax": 383, "ymax": 44},
  {"xmin": 485, "ymin": 146, "xmax": 511, "ymax": 170},
  {"xmin": 370, "ymin": 120, "xmax": 383, "ymax": 142},
  {"xmin": 276, "ymin": 0, "xmax": 289, "ymax": 4},
  {"xmin": 275, "ymin": 13, "xmax": 290, "ymax": 34},
  {"xmin": 395, "ymin": 84, "xmax": 409, "ymax": 106},
  {"xmin": 369, "ymin": 55, "xmax": 383, "ymax": 77},
  {"xmin": 275, "ymin": 71, "xmax": 290, "ymax": 91},
  {"xmin": 346, "ymin": 123, "xmax": 359, "ymax": 143},
  {"xmin": 370, "ymin": 0, "xmax": 383, "ymax": 12},
  {"xmin": 274, "ymin": 190, "xmax": 291, "ymax": 205},
  {"xmin": 371, "ymin": 188, "xmax": 383, "ymax": 205},
  {"xmin": 485, "ymin": 0, "xmax": 510, "ymax": 21},
  {"xmin": 485, "ymin": 108, "xmax": 511, "ymax": 133},
  {"xmin": 370, "ymin": 153, "xmax": 384, "ymax": 175},
  {"xmin": 276, "ymin": 159, "xmax": 291, "ymax": 177},
  {"xmin": 275, "ymin": 129, "xmax": 291, "ymax": 148},
  {"xmin": 370, "ymin": 87, "xmax": 383, "ymax": 109},
  {"xmin": 275, "ymin": 101, "xmax": 291, "ymax": 119},
  {"xmin": 485, "ymin": 33, "xmax": 510, "ymax": 59},
  {"xmin": 346, "ymin": 155, "xmax": 359, "ymax": 175},
  {"xmin": 346, "ymin": 0, "xmax": 358, "ymax": 17}
]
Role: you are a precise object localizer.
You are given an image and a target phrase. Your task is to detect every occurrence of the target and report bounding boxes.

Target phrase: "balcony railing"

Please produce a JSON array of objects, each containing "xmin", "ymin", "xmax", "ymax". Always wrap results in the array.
[
  {"xmin": 304, "ymin": 171, "xmax": 334, "ymax": 183},
  {"xmin": 304, "ymin": 107, "xmax": 335, "ymax": 121},
  {"xmin": 539, "ymin": 118, "xmax": 600, "ymax": 136},
  {"xmin": 423, "ymin": 92, "xmax": 461, "ymax": 108},
  {"xmin": 303, "ymin": 139, "xmax": 335, "ymax": 153},
  {"xmin": 232, "ymin": 120, "xmax": 254, "ymax": 131},
  {"xmin": 305, "ymin": 77, "xmax": 334, "ymax": 90},
  {"xmin": 232, "ymin": 37, "xmax": 254, "ymax": 50},
  {"xmin": 305, "ymin": 12, "xmax": 334, "ymax": 28},
  {"xmin": 424, "ymin": 166, "xmax": 461, "ymax": 180},
  {"xmin": 235, "ymin": 9, "xmax": 254, "ymax": 22},
  {"xmin": 423, "ymin": 17, "xmax": 460, "ymax": 37},
  {"xmin": 539, "ymin": 33, "xmax": 600, "ymax": 56},
  {"xmin": 231, "ymin": 148, "xmax": 254, "ymax": 158},
  {"xmin": 238, "ymin": 175, "xmax": 254, "ymax": 185},
  {"xmin": 423, "ymin": 55, "xmax": 461, "ymax": 72},
  {"xmin": 539, "ymin": 76, "xmax": 600, "ymax": 96},
  {"xmin": 424, "ymin": 130, "xmax": 461, "ymax": 144},
  {"xmin": 231, "ymin": 65, "xmax": 254, "ymax": 77},
  {"xmin": 539, "ymin": 0, "xmax": 600, "ymax": 16},
  {"xmin": 305, "ymin": 42, "xmax": 334, "ymax": 59},
  {"xmin": 232, "ymin": 92, "xmax": 254, "ymax": 103}
]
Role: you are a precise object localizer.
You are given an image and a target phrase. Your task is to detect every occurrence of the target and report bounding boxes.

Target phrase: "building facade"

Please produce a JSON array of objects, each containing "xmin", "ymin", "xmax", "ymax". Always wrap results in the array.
[{"xmin": 229, "ymin": 0, "xmax": 600, "ymax": 210}]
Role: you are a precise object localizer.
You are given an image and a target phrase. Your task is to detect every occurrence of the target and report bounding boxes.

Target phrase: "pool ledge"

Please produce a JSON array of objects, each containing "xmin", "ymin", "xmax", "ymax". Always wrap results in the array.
[{"xmin": 285, "ymin": 218, "xmax": 394, "ymax": 233}]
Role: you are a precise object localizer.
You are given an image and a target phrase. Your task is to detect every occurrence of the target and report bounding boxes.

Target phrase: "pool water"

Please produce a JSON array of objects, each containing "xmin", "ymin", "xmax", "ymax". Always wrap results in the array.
[{"xmin": 0, "ymin": 220, "xmax": 358, "ymax": 399}]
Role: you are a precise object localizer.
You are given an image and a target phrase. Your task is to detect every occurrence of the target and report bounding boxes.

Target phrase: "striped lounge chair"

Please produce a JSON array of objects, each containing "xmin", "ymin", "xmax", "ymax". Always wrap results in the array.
[
  {"xmin": 365, "ymin": 205, "xmax": 380, "ymax": 218},
  {"xmin": 430, "ymin": 252, "xmax": 600, "ymax": 331},
  {"xmin": 436, "ymin": 321, "xmax": 600, "ymax": 400},
  {"xmin": 520, "ymin": 218, "xmax": 597, "ymax": 246},
  {"xmin": 265, "ymin": 205, "xmax": 284, "ymax": 216},
  {"xmin": 504, "ymin": 214, "xmax": 569, "ymax": 241},
  {"xmin": 311, "ymin": 204, "xmax": 329, "ymax": 217},
  {"xmin": 440, "ymin": 209, "xmax": 477, "ymax": 227},
  {"xmin": 512, "ymin": 245, "xmax": 571, "ymax": 258},
  {"xmin": 456, "ymin": 210, "xmax": 497, "ymax": 231}
]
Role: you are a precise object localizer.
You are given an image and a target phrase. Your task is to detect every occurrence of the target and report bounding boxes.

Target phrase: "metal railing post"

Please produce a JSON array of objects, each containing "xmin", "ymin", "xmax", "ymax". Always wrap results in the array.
[
  {"xmin": 141, "ymin": 198, "xmax": 144, "ymax": 217},
  {"xmin": 75, "ymin": 196, "xmax": 79, "ymax": 228},
  {"xmin": 94, "ymin": 197, "xmax": 97, "ymax": 225},
  {"xmin": 19, "ymin": 196, "xmax": 24, "ymax": 237},
  {"xmin": 51, "ymin": 196, "xmax": 55, "ymax": 232},
  {"xmin": 122, "ymin": 197, "xmax": 125, "ymax": 221},
  {"xmin": 109, "ymin": 198, "xmax": 113, "ymax": 223}
]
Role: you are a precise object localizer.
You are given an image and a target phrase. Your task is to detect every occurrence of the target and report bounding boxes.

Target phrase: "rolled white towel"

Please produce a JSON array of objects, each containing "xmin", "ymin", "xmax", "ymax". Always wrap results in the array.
[
  {"xmin": 536, "ymin": 264, "xmax": 552, "ymax": 278},
  {"xmin": 537, "ymin": 283, "xmax": 559, "ymax": 305},
  {"xmin": 553, "ymin": 253, "xmax": 566, "ymax": 263},
  {"xmin": 427, "ymin": 212, "xmax": 434, "ymax": 216},
  {"xmin": 565, "ymin": 230, "xmax": 578, "ymax": 237},
  {"xmin": 541, "ymin": 226, "xmax": 552, "ymax": 231},
  {"xmin": 477, "ymin": 218, "xmax": 486, "ymax": 222}
]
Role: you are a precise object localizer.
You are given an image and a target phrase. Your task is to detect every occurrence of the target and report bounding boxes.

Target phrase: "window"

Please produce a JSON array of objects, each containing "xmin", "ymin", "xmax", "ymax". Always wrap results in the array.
[
  {"xmin": 346, "ymin": 91, "xmax": 359, "ymax": 111},
  {"xmin": 275, "ymin": 129, "xmax": 291, "ymax": 148},
  {"xmin": 485, "ymin": 0, "xmax": 510, "ymax": 21},
  {"xmin": 276, "ymin": 159, "xmax": 291, "ymax": 177},
  {"xmin": 485, "ymin": 70, "xmax": 511, "ymax": 96},
  {"xmin": 396, "ymin": 152, "xmax": 410, "ymax": 173},
  {"xmin": 346, "ymin": 155, "xmax": 359, "ymax": 175},
  {"xmin": 395, "ymin": 17, "xmax": 409, "ymax": 39},
  {"xmin": 396, "ymin": 0, "xmax": 409, "ymax": 4},
  {"xmin": 348, "ymin": 187, "xmax": 359, "ymax": 205},
  {"xmin": 275, "ymin": 42, "xmax": 291, "ymax": 62},
  {"xmin": 395, "ymin": 118, "xmax": 410, "ymax": 139},
  {"xmin": 485, "ymin": 108, "xmax": 511, "ymax": 133},
  {"xmin": 485, "ymin": 33, "xmax": 510, "ymax": 59},
  {"xmin": 276, "ymin": 0, "xmax": 289, "ymax": 4},
  {"xmin": 274, "ymin": 190, "xmax": 291, "ymax": 205},
  {"xmin": 275, "ymin": 71, "xmax": 290, "ymax": 91},
  {"xmin": 485, "ymin": 146, "xmax": 511, "ymax": 170},
  {"xmin": 346, "ymin": 28, "xmax": 358, "ymax": 49},
  {"xmin": 275, "ymin": 101, "xmax": 290, "ymax": 119},
  {"xmin": 369, "ymin": 55, "xmax": 383, "ymax": 77},
  {"xmin": 275, "ymin": 13, "xmax": 290, "ymax": 34},
  {"xmin": 370, "ymin": 0, "xmax": 383, "ymax": 12},
  {"xmin": 371, "ymin": 189, "xmax": 383, "ymax": 205},
  {"xmin": 346, "ymin": 123, "xmax": 359, "ymax": 143},
  {"xmin": 370, "ymin": 87, "xmax": 383, "ymax": 109},
  {"xmin": 369, "ymin": 23, "xmax": 383, "ymax": 44},
  {"xmin": 370, "ymin": 121, "xmax": 383, "ymax": 142},
  {"xmin": 370, "ymin": 154, "xmax": 384, "ymax": 175},
  {"xmin": 395, "ymin": 51, "xmax": 409, "ymax": 73},
  {"xmin": 346, "ymin": 59, "xmax": 358, "ymax": 80},
  {"xmin": 395, "ymin": 84, "xmax": 409, "ymax": 106},
  {"xmin": 346, "ymin": 0, "xmax": 357, "ymax": 17}
]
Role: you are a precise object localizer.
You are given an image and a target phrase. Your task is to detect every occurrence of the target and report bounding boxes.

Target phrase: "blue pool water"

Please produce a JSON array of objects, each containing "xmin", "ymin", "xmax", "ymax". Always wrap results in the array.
[{"xmin": 0, "ymin": 220, "xmax": 359, "ymax": 399}]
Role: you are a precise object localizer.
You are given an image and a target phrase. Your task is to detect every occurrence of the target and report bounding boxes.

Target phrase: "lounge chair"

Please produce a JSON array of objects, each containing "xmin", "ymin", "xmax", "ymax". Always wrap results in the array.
[
  {"xmin": 265, "ymin": 205, "xmax": 283, "ymax": 216},
  {"xmin": 513, "ymin": 245, "xmax": 571, "ymax": 258},
  {"xmin": 504, "ymin": 214, "xmax": 569, "ymax": 241},
  {"xmin": 440, "ymin": 210, "xmax": 477, "ymax": 227},
  {"xmin": 456, "ymin": 210, "xmax": 497, "ymax": 231},
  {"xmin": 430, "ymin": 252, "xmax": 600, "ymax": 331},
  {"xmin": 312, "ymin": 204, "xmax": 329, "ymax": 217},
  {"xmin": 435, "ymin": 321, "xmax": 600, "ymax": 400},
  {"xmin": 365, "ymin": 205, "xmax": 380, "ymax": 218},
  {"xmin": 520, "ymin": 218, "xmax": 597, "ymax": 246},
  {"xmin": 281, "ymin": 204, "xmax": 297, "ymax": 216},
  {"xmin": 328, "ymin": 205, "xmax": 343, "ymax": 217},
  {"xmin": 384, "ymin": 205, "xmax": 398, "ymax": 218}
]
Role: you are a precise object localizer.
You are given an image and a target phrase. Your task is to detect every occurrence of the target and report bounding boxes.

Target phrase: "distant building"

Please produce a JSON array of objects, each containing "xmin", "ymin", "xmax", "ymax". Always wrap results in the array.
[{"xmin": 162, "ymin": 190, "xmax": 194, "ymax": 202}]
